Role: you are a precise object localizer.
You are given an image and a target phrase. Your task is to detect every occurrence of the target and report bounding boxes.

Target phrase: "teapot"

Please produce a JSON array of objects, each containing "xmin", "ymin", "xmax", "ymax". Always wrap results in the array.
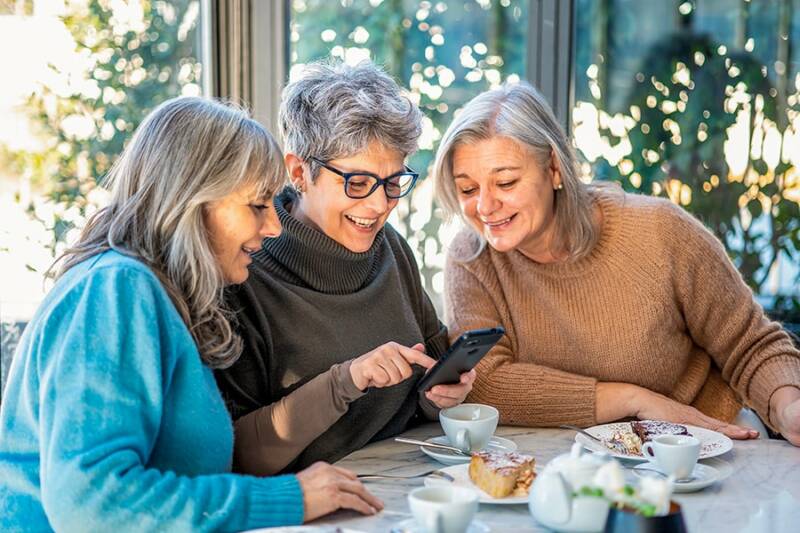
[{"xmin": 529, "ymin": 442, "xmax": 615, "ymax": 532}]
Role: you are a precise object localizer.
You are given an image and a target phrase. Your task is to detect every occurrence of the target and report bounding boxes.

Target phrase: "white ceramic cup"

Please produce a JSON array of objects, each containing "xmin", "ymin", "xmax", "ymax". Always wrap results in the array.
[
  {"xmin": 408, "ymin": 486, "xmax": 479, "ymax": 533},
  {"xmin": 642, "ymin": 434, "xmax": 701, "ymax": 479},
  {"xmin": 439, "ymin": 403, "xmax": 499, "ymax": 452}
]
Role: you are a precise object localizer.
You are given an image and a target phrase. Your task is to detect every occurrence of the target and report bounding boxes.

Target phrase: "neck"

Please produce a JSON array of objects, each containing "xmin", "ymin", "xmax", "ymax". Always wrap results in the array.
[{"xmin": 516, "ymin": 219, "xmax": 567, "ymax": 264}]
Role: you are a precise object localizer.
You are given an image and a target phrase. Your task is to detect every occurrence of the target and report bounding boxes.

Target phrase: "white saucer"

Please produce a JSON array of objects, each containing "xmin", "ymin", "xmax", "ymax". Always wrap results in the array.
[
  {"xmin": 632, "ymin": 462, "xmax": 723, "ymax": 492},
  {"xmin": 391, "ymin": 518, "xmax": 490, "ymax": 533},
  {"xmin": 424, "ymin": 463, "xmax": 531, "ymax": 504},
  {"xmin": 420, "ymin": 436, "xmax": 517, "ymax": 465}
]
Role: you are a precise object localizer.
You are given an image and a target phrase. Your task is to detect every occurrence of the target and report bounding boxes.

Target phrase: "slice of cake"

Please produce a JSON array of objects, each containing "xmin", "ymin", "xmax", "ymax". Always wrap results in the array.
[
  {"xmin": 605, "ymin": 430, "xmax": 643, "ymax": 455},
  {"xmin": 631, "ymin": 420, "xmax": 690, "ymax": 443},
  {"xmin": 468, "ymin": 450, "xmax": 535, "ymax": 498}
]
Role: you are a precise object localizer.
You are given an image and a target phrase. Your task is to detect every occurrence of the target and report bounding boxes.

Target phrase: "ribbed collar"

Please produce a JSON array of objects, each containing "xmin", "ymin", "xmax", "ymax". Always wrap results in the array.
[{"xmin": 252, "ymin": 187, "xmax": 385, "ymax": 294}]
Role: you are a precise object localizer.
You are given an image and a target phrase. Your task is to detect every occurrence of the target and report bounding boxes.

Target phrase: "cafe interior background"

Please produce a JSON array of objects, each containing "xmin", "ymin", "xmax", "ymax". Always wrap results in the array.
[{"xmin": 2, "ymin": 0, "xmax": 800, "ymax": 397}]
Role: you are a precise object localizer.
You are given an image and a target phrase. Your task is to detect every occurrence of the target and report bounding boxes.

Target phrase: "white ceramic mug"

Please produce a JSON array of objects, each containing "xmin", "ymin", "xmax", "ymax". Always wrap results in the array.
[
  {"xmin": 642, "ymin": 435, "xmax": 700, "ymax": 479},
  {"xmin": 439, "ymin": 403, "xmax": 499, "ymax": 452},
  {"xmin": 408, "ymin": 486, "xmax": 479, "ymax": 533}
]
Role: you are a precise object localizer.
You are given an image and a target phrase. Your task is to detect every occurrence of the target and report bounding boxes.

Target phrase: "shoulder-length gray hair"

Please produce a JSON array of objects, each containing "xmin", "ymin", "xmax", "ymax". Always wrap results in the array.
[
  {"xmin": 54, "ymin": 97, "xmax": 286, "ymax": 368},
  {"xmin": 279, "ymin": 59, "xmax": 422, "ymax": 176},
  {"xmin": 433, "ymin": 81, "xmax": 602, "ymax": 261}
]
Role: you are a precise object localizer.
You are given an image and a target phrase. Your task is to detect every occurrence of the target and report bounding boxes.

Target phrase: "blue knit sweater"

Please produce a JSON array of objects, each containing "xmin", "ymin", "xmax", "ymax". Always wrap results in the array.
[{"xmin": 0, "ymin": 251, "xmax": 304, "ymax": 532}]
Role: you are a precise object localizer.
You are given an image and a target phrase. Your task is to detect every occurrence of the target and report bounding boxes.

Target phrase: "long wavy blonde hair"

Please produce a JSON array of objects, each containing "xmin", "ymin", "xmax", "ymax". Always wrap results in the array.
[{"xmin": 54, "ymin": 97, "xmax": 285, "ymax": 368}]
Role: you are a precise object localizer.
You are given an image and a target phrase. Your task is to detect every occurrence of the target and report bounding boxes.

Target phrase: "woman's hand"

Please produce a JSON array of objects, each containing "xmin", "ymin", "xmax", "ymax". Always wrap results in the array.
[
  {"xmin": 632, "ymin": 386, "xmax": 758, "ymax": 440},
  {"xmin": 770, "ymin": 386, "xmax": 800, "ymax": 446},
  {"xmin": 296, "ymin": 462, "xmax": 384, "ymax": 522},
  {"xmin": 349, "ymin": 342, "xmax": 436, "ymax": 391},
  {"xmin": 425, "ymin": 369, "xmax": 477, "ymax": 409},
  {"xmin": 596, "ymin": 382, "xmax": 758, "ymax": 440}
]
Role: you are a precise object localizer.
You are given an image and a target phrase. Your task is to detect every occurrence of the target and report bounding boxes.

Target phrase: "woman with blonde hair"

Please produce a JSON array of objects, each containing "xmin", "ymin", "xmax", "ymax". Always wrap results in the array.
[
  {"xmin": 0, "ymin": 97, "xmax": 382, "ymax": 531},
  {"xmin": 433, "ymin": 81, "xmax": 800, "ymax": 445}
]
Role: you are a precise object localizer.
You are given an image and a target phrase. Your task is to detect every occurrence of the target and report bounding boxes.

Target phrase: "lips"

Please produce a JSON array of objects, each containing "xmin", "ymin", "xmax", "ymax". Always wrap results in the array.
[
  {"xmin": 345, "ymin": 214, "xmax": 378, "ymax": 229},
  {"xmin": 481, "ymin": 214, "xmax": 515, "ymax": 228}
]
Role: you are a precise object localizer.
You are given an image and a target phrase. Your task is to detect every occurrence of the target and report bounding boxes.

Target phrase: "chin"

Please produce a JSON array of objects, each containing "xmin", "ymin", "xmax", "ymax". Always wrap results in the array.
[
  {"xmin": 482, "ymin": 233, "xmax": 521, "ymax": 253},
  {"xmin": 225, "ymin": 270, "xmax": 249, "ymax": 285}
]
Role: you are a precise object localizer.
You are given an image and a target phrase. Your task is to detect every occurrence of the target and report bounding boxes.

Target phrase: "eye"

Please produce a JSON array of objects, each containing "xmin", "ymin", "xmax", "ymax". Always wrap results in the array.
[
  {"xmin": 498, "ymin": 180, "xmax": 518, "ymax": 189},
  {"xmin": 458, "ymin": 187, "xmax": 477, "ymax": 196},
  {"xmin": 250, "ymin": 203, "xmax": 270, "ymax": 212}
]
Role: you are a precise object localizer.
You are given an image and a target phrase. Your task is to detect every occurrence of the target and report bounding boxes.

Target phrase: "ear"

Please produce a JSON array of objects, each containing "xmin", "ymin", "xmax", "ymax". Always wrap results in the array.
[
  {"xmin": 284, "ymin": 153, "xmax": 307, "ymax": 188},
  {"xmin": 550, "ymin": 150, "xmax": 563, "ymax": 190}
]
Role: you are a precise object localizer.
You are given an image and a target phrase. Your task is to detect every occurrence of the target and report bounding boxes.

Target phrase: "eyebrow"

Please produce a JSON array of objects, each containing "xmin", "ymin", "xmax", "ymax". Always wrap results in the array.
[{"xmin": 454, "ymin": 165, "xmax": 521, "ymax": 179}]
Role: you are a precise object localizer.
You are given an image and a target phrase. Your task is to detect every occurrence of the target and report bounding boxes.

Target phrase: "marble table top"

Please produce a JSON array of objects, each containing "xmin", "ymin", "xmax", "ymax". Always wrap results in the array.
[{"xmin": 304, "ymin": 424, "xmax": 800, "ymax": 533}]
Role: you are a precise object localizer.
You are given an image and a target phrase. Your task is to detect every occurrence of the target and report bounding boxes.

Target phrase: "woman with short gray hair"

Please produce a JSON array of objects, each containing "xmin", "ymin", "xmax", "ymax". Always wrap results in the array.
[
  {"xmin": 433, "ymin": 81, "xmax": 800, "ymax": 446},
  {"xmin": 215, "ymin": 60, "xmax": 476, "ymax": 475}
]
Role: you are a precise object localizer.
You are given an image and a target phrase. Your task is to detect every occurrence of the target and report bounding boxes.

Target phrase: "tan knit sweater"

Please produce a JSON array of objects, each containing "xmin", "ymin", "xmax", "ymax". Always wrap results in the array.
[{"xmin": 444, "ymin": 190, "xmax": 800, "ymax": 430}]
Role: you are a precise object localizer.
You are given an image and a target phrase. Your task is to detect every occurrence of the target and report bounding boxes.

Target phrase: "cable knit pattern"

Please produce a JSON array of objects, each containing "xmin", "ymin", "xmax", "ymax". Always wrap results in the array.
[{"xmin": 444, "ymin": 190, "xmax": 800, "ymax": 430}]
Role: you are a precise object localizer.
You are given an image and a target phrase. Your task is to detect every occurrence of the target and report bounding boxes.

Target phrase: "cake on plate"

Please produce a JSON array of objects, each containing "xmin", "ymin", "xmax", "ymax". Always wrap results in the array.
[
  {"xmin": 631, "ymin": 420, "xmax": 690, "ymax": 443},
  {"xmin": 468, "ymin": 450, "xmax": 535, "ymax": 498}
]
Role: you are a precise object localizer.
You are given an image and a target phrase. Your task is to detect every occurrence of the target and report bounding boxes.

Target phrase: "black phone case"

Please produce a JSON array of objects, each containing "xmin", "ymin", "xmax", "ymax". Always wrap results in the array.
[{"xmin": 416, "ymin": 327, "xmax": 505, "ymax": 392}]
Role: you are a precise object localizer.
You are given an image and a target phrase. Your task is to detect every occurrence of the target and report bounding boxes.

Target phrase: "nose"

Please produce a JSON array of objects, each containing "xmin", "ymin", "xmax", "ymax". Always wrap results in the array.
[
  {"xmin": 259, "ymin": 207, "xmax": 282, "ymax": 238},
  {"xmin": 360, "ymin": 186, "xmax": 390, "ymax": 214},
  {"xmin": 476, "ymin": 187, "xmax": 498, "ymax": 218}
]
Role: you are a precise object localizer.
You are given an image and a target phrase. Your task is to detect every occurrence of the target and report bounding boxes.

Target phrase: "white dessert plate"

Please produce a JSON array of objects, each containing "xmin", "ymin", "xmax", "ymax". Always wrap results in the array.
[
  {"xmin": 424, "ymin": 463, "xmax": 531, "ymax": 504},
  {"xmin": 390, "ymin": 518, "xmax": 490, "ymax": 533},
  {"xmin": 574, "ymin": 422, "xmax": 733, "ymax": 462},
  {"xmin": 632, "ymin": 459, "xmax": 732, "ymax": 493},
  {"xmin": 420, "ymin": 436, "xmax": 517, "ymax": 466}
]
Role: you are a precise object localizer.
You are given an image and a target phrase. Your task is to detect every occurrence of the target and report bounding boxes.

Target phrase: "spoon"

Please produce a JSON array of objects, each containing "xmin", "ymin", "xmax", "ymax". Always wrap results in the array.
[
  {"xmin": 394, "ymin": 437, "xmax": 470, "ymax": 455},
  {"xmin": 634, "ymin": 467, "xmax": 697, "ymax": 483}
]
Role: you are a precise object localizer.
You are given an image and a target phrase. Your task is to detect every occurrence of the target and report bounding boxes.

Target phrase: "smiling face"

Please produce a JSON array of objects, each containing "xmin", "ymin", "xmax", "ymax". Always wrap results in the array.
[
  {"xmin": 289, "ymin": 141, "xmax": 404, "ymax": 253},
  {"xmin": 452, "ymin": 136, "xmax": 563, "ymax": 260},
  {"xmin": 204, "ymin": 182, "xmax": 282, "ymax": 284}
]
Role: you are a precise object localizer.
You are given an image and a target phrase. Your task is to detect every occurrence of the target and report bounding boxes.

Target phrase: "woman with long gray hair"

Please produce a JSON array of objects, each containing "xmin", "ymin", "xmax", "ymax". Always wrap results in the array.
[
  {"xmin": 433, "ymin": 81, "xmax": 800, "ymax": 445},
  {"xmin": 215, "ymin": 60, "xmax": 475, "ymax": 475},
  {"xmin": 0, "ymin": 97, "xmax": 383, "ymax": 531}
]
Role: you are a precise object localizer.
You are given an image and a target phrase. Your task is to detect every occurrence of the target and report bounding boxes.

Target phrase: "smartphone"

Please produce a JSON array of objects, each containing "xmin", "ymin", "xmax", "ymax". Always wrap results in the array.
[{"xmin": 416, "ymin": 327, "xmax": 505, "ymax": 392}]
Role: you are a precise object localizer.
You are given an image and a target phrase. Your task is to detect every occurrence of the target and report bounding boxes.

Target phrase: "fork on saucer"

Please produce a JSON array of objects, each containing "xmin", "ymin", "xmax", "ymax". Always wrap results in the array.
[{"xmin": 357, "ymin": 470, "xmax": 454, "ymax": 482}]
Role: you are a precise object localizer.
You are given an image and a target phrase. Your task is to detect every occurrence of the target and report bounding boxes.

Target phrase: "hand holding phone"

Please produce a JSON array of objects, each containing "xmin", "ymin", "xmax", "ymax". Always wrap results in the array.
[{"xmin": 416, "ymin": 327, "xmax": 504, "ymax": 392}]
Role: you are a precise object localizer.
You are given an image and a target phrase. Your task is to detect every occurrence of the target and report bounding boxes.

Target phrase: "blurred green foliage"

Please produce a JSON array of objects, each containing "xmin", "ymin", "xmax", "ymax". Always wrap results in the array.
[{"xmin": 3, "ymin": 0, "xmax": 202, "ymax": 252}]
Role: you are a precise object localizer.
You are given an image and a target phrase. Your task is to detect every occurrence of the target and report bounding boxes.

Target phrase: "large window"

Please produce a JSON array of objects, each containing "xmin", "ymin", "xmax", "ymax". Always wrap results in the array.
[
  {"xmin": 573, "ymin": 0, "xmax": 800, "ymax": 321},
  {"xmin": 290, "ymin": 0, "xmax": 529, "ymax": 303},
  {"xmin": 0, "ymin": 0, "xmax": 207, "ymax": 390}
]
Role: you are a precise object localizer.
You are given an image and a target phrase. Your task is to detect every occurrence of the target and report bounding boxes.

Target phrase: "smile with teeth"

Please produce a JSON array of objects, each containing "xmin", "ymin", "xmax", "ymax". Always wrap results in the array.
[
  {"xmin": 345, "ymin": 214, "xmax": 378, "ymax": 229},
  {"xmin": 241, "ymin": 245, "xmax": 259, "ymax": 254},
  {"xmin": 482, "ymin": 215, "xmax": 514, "ymax": 227}
]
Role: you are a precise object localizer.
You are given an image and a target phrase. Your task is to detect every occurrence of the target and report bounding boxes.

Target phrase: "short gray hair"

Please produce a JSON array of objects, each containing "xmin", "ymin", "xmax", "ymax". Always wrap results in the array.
[
  {"xmin": 279, "ymin": 59, "xmax": 422, "ymax": 176},
  {"xmin": 433, "ymin": 81, "xmax": 603, "ymax": 261}
]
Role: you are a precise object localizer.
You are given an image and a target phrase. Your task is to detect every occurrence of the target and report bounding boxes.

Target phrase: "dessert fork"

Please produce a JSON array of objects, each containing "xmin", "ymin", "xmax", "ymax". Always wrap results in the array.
[
  {"xmin": 560, "ymin": 424, "xmax": 603, "ymax": 444},
  {"xmin": 357, "ymin": 469, "xmax": 455, "ymax": 482}
]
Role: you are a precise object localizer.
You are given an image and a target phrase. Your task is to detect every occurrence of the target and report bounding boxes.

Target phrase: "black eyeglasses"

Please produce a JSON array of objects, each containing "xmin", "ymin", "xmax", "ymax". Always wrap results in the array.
[{"xmin": 311, "ymin": 157, "xmax": 419, "ymax": 199}]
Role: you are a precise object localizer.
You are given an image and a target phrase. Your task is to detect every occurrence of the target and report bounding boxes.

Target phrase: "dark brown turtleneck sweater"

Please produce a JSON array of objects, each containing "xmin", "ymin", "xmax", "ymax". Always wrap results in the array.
[{"xmin": 215, "ymin": 188, "xmax": 448, "ymax": 475}]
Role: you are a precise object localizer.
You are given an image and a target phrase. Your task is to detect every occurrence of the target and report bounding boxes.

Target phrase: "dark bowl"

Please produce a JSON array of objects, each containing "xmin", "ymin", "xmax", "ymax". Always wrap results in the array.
[{"xmin": 604, "ymin": 502, "xmax": 687, "ymax": 533}]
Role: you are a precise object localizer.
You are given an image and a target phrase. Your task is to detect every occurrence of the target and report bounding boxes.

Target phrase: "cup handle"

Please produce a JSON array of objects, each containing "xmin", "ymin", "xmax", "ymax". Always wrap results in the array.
[
  {"xmin": 424, "ymin": 510, "xmax": 443, "ymax": 533},
  {"xmin": 643, "ymin": 442, "xmax": 654, "ymax": 458},
  {"xmin": 455, "ymin": 428, "xmax": 471, "ymax": 452}
]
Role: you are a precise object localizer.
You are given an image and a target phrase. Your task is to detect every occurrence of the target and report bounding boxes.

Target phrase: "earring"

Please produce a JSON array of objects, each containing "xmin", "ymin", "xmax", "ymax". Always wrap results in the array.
[
  {"xmin": 294, "ymin": 182, "xmax": 304, "ymax": 194},
  {"xmin": 555, "ymin": 183, "xmax": 564, "ymax": 190}
]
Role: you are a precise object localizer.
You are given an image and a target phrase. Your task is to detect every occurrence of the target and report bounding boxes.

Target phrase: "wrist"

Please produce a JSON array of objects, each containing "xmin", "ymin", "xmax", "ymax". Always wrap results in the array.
[
  {"xmin": 769, "ymin": 385, "xmax": 800, "ymax": 428},
  {"xmin": 349, "ymin": 361, "xmax": 367, "ymax": 391}
]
